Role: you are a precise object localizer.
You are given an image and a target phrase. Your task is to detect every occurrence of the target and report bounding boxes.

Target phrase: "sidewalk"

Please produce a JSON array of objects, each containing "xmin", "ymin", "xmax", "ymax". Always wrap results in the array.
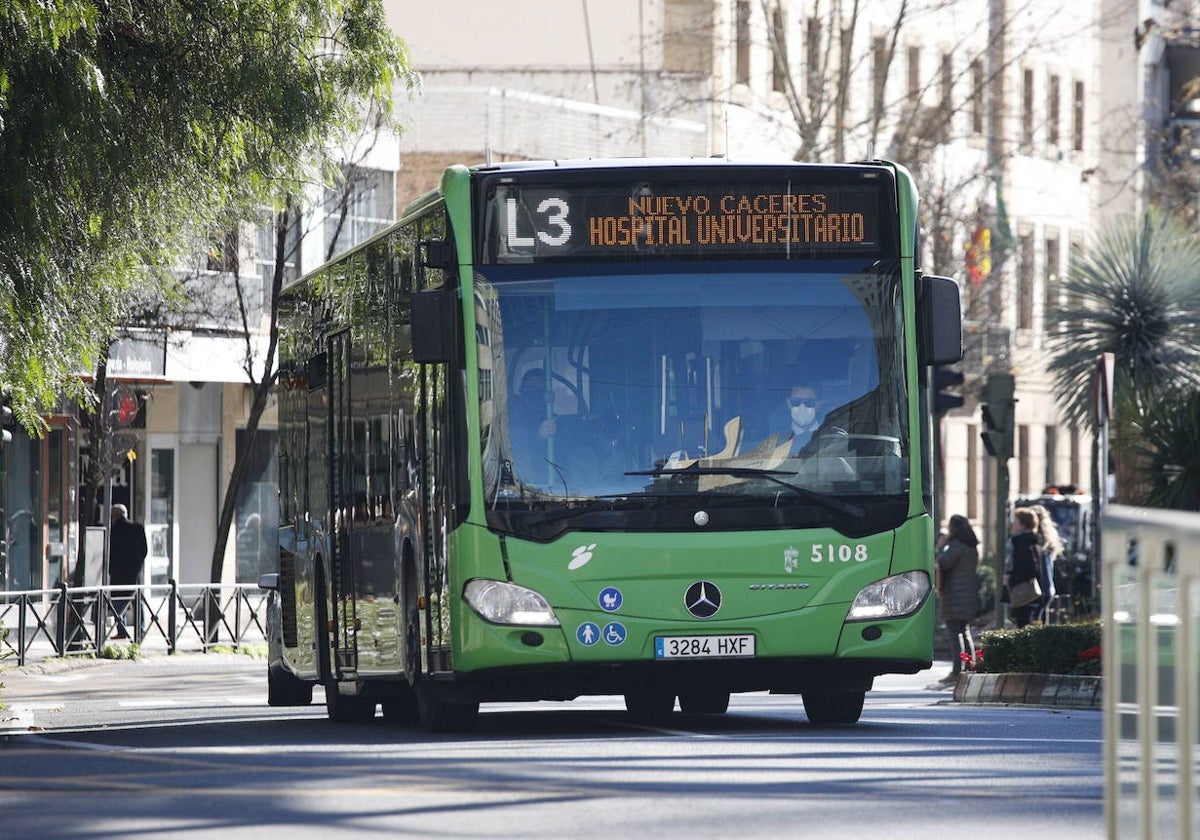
[
  {"xmin": 1, "ymin": 651, "xmax": 261, "ymax": 736},
  {"xmin": 1, "ymin": 654, "xmax": 113, "ymax": 735}
]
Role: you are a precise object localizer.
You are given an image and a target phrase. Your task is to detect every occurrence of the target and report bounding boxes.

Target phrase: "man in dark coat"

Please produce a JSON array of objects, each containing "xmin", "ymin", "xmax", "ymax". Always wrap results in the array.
[{"xmin": 109, "ymin": 503, "xmax": 148, "ymax": 638}]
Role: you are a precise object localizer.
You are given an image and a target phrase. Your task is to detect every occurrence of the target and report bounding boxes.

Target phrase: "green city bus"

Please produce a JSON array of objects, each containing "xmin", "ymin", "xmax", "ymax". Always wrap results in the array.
[{"xmin": 261, "ymin": 158, "xmax": 963, "ymax": 731}]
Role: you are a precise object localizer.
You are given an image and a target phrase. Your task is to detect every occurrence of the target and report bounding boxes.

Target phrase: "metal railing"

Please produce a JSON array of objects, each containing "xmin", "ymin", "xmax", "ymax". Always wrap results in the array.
[
  {"xmin": 1102, "ymin": 505, "xmax": 1199, "ymax": 840},
  {"xmin": 0, "ymin": 582, "xmax": 270, "ymax": 666}
]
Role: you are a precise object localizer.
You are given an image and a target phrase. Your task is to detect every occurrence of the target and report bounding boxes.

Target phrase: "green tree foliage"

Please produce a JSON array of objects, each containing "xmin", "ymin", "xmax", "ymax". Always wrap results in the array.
[
  {"xmin": 1047, "ymin": 210, "xmax": 1200, "ymax": 427},
  {"xmin": 1133, "ymin": 388, "xmax": 1200, "ymax": 510},
  {"xmin": 1046, "ymin": 209, "xmax": 1200, "ymax": 506},
  {"xmin": 0, "ymin": 0, "xmax": 413, "ymax": 427}
]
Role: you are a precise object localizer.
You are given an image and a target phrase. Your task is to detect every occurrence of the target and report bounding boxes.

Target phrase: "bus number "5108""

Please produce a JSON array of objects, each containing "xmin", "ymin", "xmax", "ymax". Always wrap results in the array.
[{"xmin": 812, "ymin": 544, "xmax": 870, "ymax": 563}]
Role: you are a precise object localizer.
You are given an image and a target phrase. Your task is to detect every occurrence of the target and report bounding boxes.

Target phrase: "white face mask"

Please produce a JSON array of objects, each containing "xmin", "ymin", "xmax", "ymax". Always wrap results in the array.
[{"xmin": 790, "ymin": 404, "xmax": 816, "ymax": 427}]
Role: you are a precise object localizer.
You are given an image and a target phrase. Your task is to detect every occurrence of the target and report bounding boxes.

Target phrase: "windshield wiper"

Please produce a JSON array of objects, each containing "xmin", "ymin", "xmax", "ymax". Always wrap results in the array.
[{"xmin": 625, "ymin": 466, "xmax": 865, "ymax": 518}]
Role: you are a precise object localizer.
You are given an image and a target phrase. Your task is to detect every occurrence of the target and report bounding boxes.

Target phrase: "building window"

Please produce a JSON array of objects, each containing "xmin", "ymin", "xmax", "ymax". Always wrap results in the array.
[
  {"xmin": 323, "ymin": 166, "xmax": 396, "ymax": 261},
  {"xmin": 1021, "ymin": 68, "xmax": 1034, "ymax": 150},
  {"xmin": 1045, "ymin": 424, "xmax": 1058, "ymax": 488},
  {"xmin": 1018, "ymin": 423, "xmax": 1030, "ymax": 495},
  {"xmin": 806, "ymin": 16, "xmax": 822, "ymax": 102},
  {"xmin": 1066, "ymin": 232, "xmax": 1082, "ymax": 313},
  {"xmin": 940, "ymin": 53, "xmax": 953, "ymax": 113},
  {"xmin": 1072, "ymin": 80, "xmax": 1085, "ymax": 152},
  {"xmin": 971, "ymin": 59, "xmax": 985, "ymax": 135},
  {"xmin": 1047, "ymin": 74, "xmax": 1061, "ymax": 149},
  {"xmin": 967, "ymin": 424, "xmax": 978, "ymax": 520},
  {"xmin": 1018, "ymin": 231, "xmax": 1034, "ymax": 330},
  {"xmin": 772, "ymin": 5, "xmax": 792, "ymax": 92},
  {"xmin": 771, "ymin": 4, "xmax": 788, "ymax": 93},
  {"xmin": 1070, "ymin": 426, "xmax": 1082, "ymax": 488},
  {"xmin": 872, "ymin": 36, "xmax": 890, "ymax": 121},
  {"xmin": 907, "ymin": 45, "xmax": 921, "ymax": 100},
  {"xmin": 234, "ymin": 428, "xmax": 279, "ymax": 584},
  {"xmin": 1044, "ymin": 232, "xmax": 1060, "ymax": 332},
  {"xmin": 255, "ymin": 209, "xmax": 301, "ymax": 296},
  {"xmin": 735, "ymin": 1, "xmax": 751, "ymax": 85},
  {"xmin": 206, "ymin": 229, "xmax": 239, "ymax": 274}
]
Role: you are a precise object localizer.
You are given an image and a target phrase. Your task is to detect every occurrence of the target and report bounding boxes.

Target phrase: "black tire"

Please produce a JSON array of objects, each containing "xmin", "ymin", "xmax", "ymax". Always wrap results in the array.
[
  {"xmin": 416, "ymin": 685, "xmax": 480, "ymax": 733},
  {"xmin": 266, "ymin": 663, "xmax": 313, "ymax": 707},
  {"xmin": 624, "ymin": 689, "xmax": 675, "ymax": 720},
  {"xmin": 324, "ymin": 682, "xmax": 377, "ymax": 723},
  {"xmin": 403, "ymin": 575, "xmax": 478, "ymax": 733},
  {"xmin": 678, "ymin": 690, "xmax": 730, "ymax": 715},
  {"xmin": 801, "ymin": 689, "xmax": 866, "ymax": 724},
  {"xmin": 381, "ymin": 688, "xmax": 420, "ymax": 723}
]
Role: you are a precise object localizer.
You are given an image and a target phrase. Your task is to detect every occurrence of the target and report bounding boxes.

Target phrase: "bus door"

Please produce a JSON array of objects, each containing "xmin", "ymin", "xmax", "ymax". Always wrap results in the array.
[{"xmin": 327, "ymin": 328, "xmax": 359, "ymax": 675}]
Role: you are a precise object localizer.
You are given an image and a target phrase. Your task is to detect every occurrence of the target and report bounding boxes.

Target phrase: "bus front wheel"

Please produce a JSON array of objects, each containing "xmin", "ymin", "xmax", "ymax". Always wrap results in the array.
[
  {"xmin": 405, "ymin": 600, "xmax": 478, "ymax": 733},
  {"xmin": 678, "ymin": 690, "xmax": 730, "ymax": 715},
  {"xmin": 624, "ymin": 689, "xmax": 675, "ymax": 720},
  {"xmin": 801, "ymin": 689, "xmax": 865, "ymax": 724}
]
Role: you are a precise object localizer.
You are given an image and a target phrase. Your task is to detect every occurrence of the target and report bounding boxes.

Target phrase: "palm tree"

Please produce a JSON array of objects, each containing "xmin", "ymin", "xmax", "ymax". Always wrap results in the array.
[
  {"xmin": 1133, "ymin": 389, "xmax": 1200, "ymax": 510},
  {"xmin": 1045, "ymin": 209, "xmax": 1200, "ymax": 503}
]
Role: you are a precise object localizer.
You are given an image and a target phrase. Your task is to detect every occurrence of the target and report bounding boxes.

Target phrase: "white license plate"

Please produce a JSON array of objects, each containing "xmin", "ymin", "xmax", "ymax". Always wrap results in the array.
[{"xmin": 654, "ymin": 634, "xmax": 755, "ymax": 659}]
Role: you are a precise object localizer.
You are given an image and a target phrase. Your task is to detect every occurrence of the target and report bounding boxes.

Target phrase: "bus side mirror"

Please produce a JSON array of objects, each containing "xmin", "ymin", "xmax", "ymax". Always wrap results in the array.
[
  {"xmin": 412, "ymin": 288, "xmax": 456, "ymax": 364},
  {"xmin": 918, "ymin": 274, "xmax": 963, "ymax": 365}
]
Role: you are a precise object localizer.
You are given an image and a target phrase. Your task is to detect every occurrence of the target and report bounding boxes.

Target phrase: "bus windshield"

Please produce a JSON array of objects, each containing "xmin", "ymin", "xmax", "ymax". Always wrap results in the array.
[{"xmin": 475, "ymin": 258, "xmax": 909, "ymax": 539}]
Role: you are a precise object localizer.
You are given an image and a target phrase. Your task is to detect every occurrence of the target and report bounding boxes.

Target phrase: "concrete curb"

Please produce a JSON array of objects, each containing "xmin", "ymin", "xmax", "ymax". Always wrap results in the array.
[{"xmin": 953, "ymin": 671, "xmax": 1101, "ymax": 708}]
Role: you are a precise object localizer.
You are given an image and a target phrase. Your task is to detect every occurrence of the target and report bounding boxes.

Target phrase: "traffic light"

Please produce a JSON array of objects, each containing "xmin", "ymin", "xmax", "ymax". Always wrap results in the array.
[
  {"xmin": 980, "ymin": 372, "xmax": 1015, "ymax": 459},
  {"xmin": 933, "ymin": 365, "xmax": 965, "ymax": 414}
]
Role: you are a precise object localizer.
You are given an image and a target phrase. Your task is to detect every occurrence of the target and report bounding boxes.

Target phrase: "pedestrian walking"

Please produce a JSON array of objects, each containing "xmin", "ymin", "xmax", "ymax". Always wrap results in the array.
[
  {"xmin": 1028, "ymin": 504, "xmax": 1063, "ymax": 622},
  {"xmin": 1005, "ymin": 508, "xmax": 1042, "ymax": 629},
  {"xmin": 936, "ymin": 514, "xmax": 980, "ymax": 683},
  {"xmin": 109, "ymin": 503, "xmax": 148, "ymax": 638}
]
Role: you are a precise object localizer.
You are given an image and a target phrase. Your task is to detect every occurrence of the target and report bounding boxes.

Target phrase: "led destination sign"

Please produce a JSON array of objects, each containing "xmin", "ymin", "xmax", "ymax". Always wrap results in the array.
[{"xmin": 483, "ymin": 173, "xmax": 893, "ymax": 262}]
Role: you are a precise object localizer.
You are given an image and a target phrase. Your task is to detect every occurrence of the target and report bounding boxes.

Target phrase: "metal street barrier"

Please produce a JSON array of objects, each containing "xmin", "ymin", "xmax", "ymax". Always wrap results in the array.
[
  {"xmin": 0, "ymin": 581, "xmax": 269, "ymax": 666},
  {"xmin": 1102, "ymin": 505, "xmax": 1199, "ymax": 840}
]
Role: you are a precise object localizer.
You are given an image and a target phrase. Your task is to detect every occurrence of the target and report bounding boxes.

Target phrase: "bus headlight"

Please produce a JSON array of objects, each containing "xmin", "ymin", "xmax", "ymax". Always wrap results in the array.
[
  {"xmin": 464, "ymin": 579, "xmax": 561, "ymax": 626},
  {"xmin": 846, "ymin": 571, "xmax": 930, "ymax": 621}
]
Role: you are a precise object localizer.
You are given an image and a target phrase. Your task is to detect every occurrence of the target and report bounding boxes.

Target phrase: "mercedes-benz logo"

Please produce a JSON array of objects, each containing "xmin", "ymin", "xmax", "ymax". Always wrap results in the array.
[{"xmin": 684, "ymin": 580, "xmax": 722, "ymax": 619}]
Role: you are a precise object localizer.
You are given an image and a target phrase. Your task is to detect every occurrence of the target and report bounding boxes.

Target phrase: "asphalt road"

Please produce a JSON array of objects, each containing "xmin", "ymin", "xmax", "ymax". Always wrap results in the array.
[{"xmin": 0, "ymin": 654, "xmax": 1102, "ymax": 839}]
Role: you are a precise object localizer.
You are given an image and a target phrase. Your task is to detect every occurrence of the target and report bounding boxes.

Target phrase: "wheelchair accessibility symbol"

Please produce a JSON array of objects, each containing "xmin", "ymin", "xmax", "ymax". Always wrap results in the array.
[{"xmin": 602, "ymin": 622, "xmax": 627, "ymax": 646}]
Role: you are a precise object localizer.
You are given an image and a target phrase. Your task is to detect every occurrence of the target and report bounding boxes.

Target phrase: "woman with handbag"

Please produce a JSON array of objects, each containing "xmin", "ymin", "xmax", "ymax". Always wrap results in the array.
[
  {"xmin": 936, "ymin": 514, "xmax": 980, "ymax": 684},
  {"xmin": 1029, "ymin": 504, "xmax": 1063, "ymax": 622},
  {"xmin": 1005, "ymin": 508, "xmax": 1042, "ymax": 628}
]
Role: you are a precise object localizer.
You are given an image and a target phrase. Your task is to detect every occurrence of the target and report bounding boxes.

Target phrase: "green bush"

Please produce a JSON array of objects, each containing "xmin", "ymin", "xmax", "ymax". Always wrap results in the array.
[
  {"xmin": 976, "ymin": 622, "xmax": 1101, "ymax": 675},
  {"xmin": 100, "ymin": 642, "xmax": 141, "ymax": 661}
]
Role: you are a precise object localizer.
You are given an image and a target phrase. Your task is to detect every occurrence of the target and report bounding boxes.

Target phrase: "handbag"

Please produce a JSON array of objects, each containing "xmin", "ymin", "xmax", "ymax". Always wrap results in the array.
[{"xmin": 1009, "ymin": 577, "xmax": 1042, "ymax": 608}]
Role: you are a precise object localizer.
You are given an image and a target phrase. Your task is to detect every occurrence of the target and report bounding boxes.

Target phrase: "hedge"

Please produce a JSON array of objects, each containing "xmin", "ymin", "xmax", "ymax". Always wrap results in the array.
[{"xmin": 975, "ymin": 622, "xmax": 1102, "ymax": 675}]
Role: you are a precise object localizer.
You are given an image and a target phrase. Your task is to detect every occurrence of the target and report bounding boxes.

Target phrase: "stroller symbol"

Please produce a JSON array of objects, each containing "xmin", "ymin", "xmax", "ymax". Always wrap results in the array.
[{"xmin": 598, "ymin": 586, "xmax": 623, "ymax": 612}]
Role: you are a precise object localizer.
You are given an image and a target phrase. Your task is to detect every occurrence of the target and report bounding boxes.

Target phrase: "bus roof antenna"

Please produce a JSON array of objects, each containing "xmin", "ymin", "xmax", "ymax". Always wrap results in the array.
[
  {"xmin": 866, "ymin": 141, "xmax": 875, "ymax": 161},
  {"xmin": 485, "ymin": 145, "xmax": 493, "ymax": 166},
  {"xmin": 724, "ymin": 105, "xmax": 730, "ymax": 161}
]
